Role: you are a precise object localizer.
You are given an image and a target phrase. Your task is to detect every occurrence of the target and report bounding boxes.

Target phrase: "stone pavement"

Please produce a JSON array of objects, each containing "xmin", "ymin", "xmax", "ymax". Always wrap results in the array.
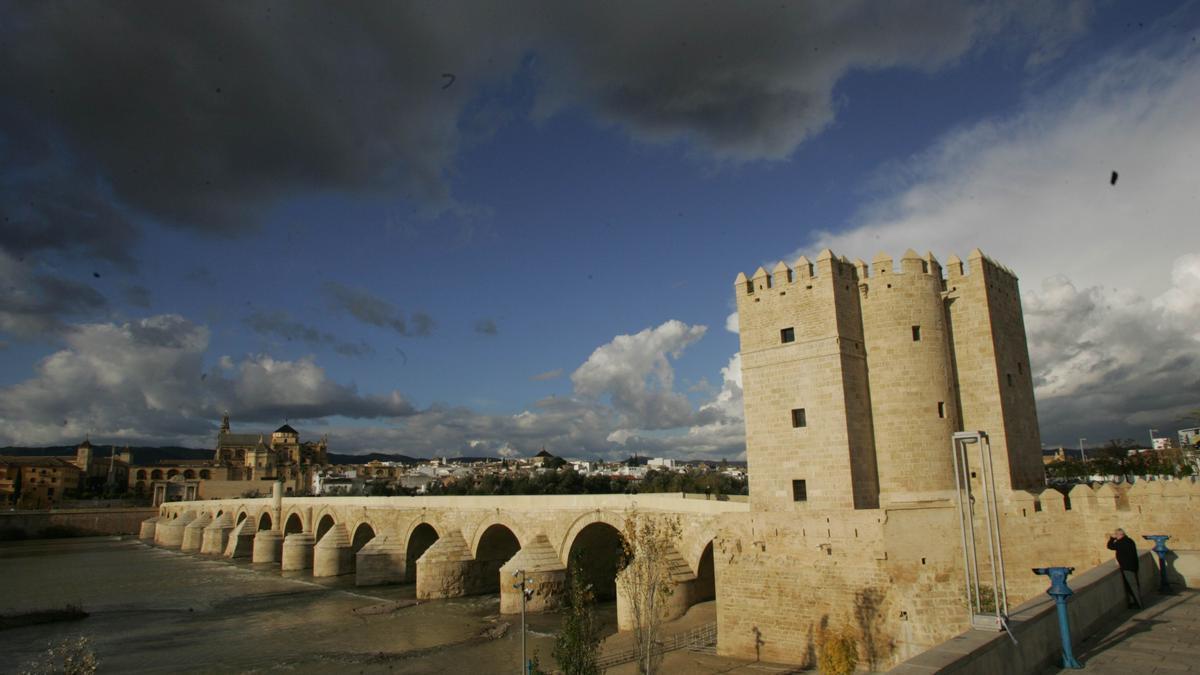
[{"xmin": 1051, "ymin": 588, "xmax": 1200, "ymax": 673}]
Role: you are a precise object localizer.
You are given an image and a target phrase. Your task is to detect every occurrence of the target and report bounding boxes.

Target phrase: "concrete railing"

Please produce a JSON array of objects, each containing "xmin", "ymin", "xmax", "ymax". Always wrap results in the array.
[{"xmin": 889, "ymin": 551, "xmax": 1166, "ymax": 674}]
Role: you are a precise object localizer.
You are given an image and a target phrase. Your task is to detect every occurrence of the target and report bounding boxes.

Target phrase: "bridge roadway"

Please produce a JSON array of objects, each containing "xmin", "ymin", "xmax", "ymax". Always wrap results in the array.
[{"xmin": 143, "ymin": 493, "xmax": 745, "ymax": 628}]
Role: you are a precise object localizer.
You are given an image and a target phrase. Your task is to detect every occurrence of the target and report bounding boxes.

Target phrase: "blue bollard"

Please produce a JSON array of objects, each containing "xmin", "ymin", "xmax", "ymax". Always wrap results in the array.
[
  {"xmin": 1142, "ymin": 535, "xmax": 1172, "ymax": 593},
  {"xmin": 1034, "ymin": 566, "xmax": 1082, "ymax": 669}
]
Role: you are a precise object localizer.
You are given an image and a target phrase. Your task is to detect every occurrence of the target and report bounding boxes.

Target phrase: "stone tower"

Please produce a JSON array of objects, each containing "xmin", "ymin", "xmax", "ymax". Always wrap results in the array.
[{"xmin": 734, "ymin": 248, "xmax": 1043, "ymax": 512}]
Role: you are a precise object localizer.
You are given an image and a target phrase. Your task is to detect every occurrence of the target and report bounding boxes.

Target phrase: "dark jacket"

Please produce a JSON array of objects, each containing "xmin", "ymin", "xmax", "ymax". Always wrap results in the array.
[{"xmin": 1107, "ymin": 536, "xmax": 1139, "ymax": 571}]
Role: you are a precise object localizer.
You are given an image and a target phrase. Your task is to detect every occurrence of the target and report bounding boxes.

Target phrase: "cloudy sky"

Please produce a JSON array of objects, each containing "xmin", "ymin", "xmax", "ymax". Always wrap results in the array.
[{"xmin": 1, "ymin": 2, "xmax": 1198, "ymax": 457}]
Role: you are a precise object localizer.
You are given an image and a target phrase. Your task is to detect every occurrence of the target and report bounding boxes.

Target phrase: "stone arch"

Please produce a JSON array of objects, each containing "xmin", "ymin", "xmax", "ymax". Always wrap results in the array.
[
  {"xmin": 694, "ymin": 539, "xmax": 716, "ymax": 604},
  {"xmin": 151, "ymin": 469, "xmax": 163, "ymax": 480},
  {"xmin": 469, "ymin": 514, "xmax": 527, "ymax": 558},
  {"xmin": 404, "ymin": 521, "xmax": 441, "ymax": 583},
  {"xmin": 200, "ymin": 469, "xmax": 211, "ymax": 479},
  {"xmin": 315, "ymin": 513, "xmax": 336, "ymax": 543},
  {"xmin": 257, "ymin": 511, "xmax": 273, "ymax": 531},
  {"xmin": 563, "ymin": 515, "xmax": 626, "ymax": 602},
  {"xmin": 558, "ymin": 510, "xmax": 626, "ymax": 564},
  {"xmin": 136, "ymin": 469, "xmax": 147, "ymax": 480},
  {"xmin": 683, "ymin": 528, "xmax": 719, "ymax": 574},
  {"xmin": 352, "ymin": 522, "xmax": 376, "ymax": 553},
  {"xmin": 183, "ymin": 469, "xmax": 196, "ymax": 479},
  {"xmin": 236, "ymin": 511, "xmax": 248, "ymax": 525},
  {"xmin": 474, "ymin": 524, "xmax": 523, "ymax": 593},
  {"xmin": 284, "ymin": 512, "xmax": 304, "ymax": 535},
  {"xmin": 167, "ymin": 469, "xmax": 179, "ymax": 478}
]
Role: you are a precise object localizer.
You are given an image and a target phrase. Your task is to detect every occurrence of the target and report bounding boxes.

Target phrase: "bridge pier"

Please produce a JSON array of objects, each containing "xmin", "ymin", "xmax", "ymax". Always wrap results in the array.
[
  {"xmin": 356, "ymin": 536, "xmax": 408, "ymax": 586},
  {"xmin": 282, "ymin": 532, "xmax": 317, "ymax": 571},
  {"xmin": 155, "ymin": 512, "xmax": 193, "ymax": 548},
  {"xmin": 416, "ymin": 531, "xmax": 489, "ymax": 599},
  {"xmin": 313, "ymin": 524, "xmax": 353, "ymax": 577},
  {"xmin": 500, "ymin": 535, "xmax": 567, "ymax": 614},
  {"xmin": 201, "ymin": 513, "xmax": 235, "ymax": 555},
  {"xmin": 139, "ymin": 516, "xmax": 158, "ymax": 541},
  {"xmin": 224, "ymin": 519, "xmax": 256, "ymax": 558},
  {"xmin": 616, "ymin": 543, "xmax": 698, "ymax": 631},
  {"xmin": 181, "ymin": 513, "xmax": 212, "ymax": 552},
  {"xmin": 252, "ymin": 530, "xmax": 284, "ymax": 563}
]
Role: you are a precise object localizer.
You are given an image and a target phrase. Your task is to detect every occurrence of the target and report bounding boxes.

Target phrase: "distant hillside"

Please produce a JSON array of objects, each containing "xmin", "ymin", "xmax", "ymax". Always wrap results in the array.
[{"xmin": 327, "ymin": 452, "xmax": 423, "ymax": 465}]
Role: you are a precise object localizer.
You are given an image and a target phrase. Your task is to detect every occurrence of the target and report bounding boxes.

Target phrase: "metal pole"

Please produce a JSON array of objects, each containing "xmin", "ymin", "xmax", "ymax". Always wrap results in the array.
[
  {"xmin": 1142, "ymin": 535, "xmax": 1173, "ymax": 593},
  {"xmin": 1078, "ymin": 438, "xmax": 1086, "ymax": 462},
  {"xmin": 520, "ymin": 570, "xmax": 528, "ymax": 675},
  {"xmin": 1034, "ymin": 566, "xmax": 1081, "ymax": 669},
  {"xmin": 981, "ymin": 434, "xmax": 1008, "ymax": 618}
]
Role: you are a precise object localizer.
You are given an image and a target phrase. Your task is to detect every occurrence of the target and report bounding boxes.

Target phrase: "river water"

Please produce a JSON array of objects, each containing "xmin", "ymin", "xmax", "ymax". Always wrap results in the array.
[{"xmin": 0, "ymin": 537, "xmax": 611, "ymax": 673}]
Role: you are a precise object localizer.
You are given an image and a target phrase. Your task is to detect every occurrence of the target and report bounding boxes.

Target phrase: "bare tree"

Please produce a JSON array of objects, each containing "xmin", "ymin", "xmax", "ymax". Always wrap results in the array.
[{"xmin": 618, "ymin": 509, "xmax": 682, "ymax": 675}]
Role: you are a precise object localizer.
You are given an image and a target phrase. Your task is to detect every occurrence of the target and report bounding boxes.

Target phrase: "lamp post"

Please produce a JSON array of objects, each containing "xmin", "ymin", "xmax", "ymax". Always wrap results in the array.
[
  {"xmin": 1078, "ymin": 438, "xmax": 1087, "ymax": 462},
  {"xmin": 512, "ymin": 569, "xmax": 534, "ymax": 674}
]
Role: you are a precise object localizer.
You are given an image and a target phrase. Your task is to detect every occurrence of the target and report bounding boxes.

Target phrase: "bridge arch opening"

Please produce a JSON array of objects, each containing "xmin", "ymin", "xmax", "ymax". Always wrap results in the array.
[
  {"xmin": 315, "ymin": 514, "xmax": 336, "ymax": 543},
  {"xmin": 352, "ymin": 523, "xmax": 375, "ymax": 553},
  {"xmin": 567, "ymin": 522, "xmax": 625, "ymax": 601},
  {"xmin": 258, "ymin": 513, "xmax": 273, "ymax": 531},
  {"xmin": 475, "ymin": 525, "xmax": 521, "ymax": 593},
  {"xmin": 406, "ymin": 523, "xmax": 439, "ymax": 584},
  {"xmin": 284, "ymin": 513, "xmax": 303, "ymax": 535},
  {"xmin": 695, "ymin": 540, "xmax": 715, "ymax": 603},
  {"xmin": 236, "ymin": 512, "xmax": 247, "ymax": 525}
]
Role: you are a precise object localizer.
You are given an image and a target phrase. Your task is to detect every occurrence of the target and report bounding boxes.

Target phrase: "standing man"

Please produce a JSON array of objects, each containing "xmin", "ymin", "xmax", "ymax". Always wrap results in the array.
[{"xmin": 1107, "ymin": 528, "xmax": 1143, "ymax": 609}]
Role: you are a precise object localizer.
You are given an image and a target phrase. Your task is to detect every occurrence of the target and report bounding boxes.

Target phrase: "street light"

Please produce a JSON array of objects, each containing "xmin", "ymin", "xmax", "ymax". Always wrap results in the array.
[
  {"xmin": 1078, "ymin": 438, "xmax": 1087, "ymax": 462},
  {"xmin": 512, "ymin": 569, "xmax": 535, "ymax": 674}
]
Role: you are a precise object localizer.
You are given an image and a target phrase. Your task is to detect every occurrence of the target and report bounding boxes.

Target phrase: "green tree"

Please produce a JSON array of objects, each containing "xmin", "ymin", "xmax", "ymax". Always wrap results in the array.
[
  {"xmin": 552, "ymin": 554, "xmax": 603, "ymax": 675},
  {"xmin": 618, "ymin": 509, "xmax": 682, "ymax": 675}
]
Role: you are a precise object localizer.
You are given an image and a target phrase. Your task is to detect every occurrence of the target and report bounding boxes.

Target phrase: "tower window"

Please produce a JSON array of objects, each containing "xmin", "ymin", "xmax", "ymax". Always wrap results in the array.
[
  {"xmin": 792, "ymin": 480, "xmax": 807, "ymax": 502},
  {"xmin": 938, "ymin": 401, "xmax": 945, "ymax": 418},
  {"xmin": 791, "ymin": 408, "xmax": 806, "ymax": 428},
  {"xmin": 1007, "ymin": 373, "xmax": 1013, "ymax": 386},
  {"xmin": 745, "ymin": 280, "xmax": 754, "ymax": 295},
  {"xmin": 780, "ymin": 327, "xmax": 795, "ymax": 343},
  {"xmin": 911, "ymin": 325, "xmax": 921, "ymax": 341},
  {"xmin": 1017, "ymin": 362, "xmax": 1023, "ymax": 374}
]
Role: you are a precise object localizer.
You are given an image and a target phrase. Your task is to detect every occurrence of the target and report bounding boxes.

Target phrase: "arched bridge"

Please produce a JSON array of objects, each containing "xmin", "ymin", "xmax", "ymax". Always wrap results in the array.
[{"xmin": 143, "ymin": 494, "xmax": 744, "ymax": 625}]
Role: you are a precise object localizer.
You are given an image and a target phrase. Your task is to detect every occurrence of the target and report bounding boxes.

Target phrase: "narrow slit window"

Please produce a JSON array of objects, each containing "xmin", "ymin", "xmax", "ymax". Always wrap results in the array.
[
  {"xmin": 937, "ymin": 401, "xmax": 945, "ymax": 418},
  {"xmin": 1007, "ymin": 373, "xmax": 1013, "ymax": 386},
  {"xmin": 791, "ymin": 408, "xmax": 806, "ymax": 428},
  {"xmin": 911, "ymin": 325, "xmax": 921, "ymax": 341},
  {"xmin": 745, "ymin": 280, "xmax": 754, "ymax": 295},
  {"xmin": 780, "ymin": 327, "xmax": 795, "ymax": 344},
  {"xmin": 792, "ymin": 479, "xmax": 807, "ymax": 502}
]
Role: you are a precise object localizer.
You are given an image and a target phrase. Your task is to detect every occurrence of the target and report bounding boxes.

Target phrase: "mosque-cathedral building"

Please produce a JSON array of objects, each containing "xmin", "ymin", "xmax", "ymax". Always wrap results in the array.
[{"xmin": 128, "ymin": 413, "xmax": 329, "ymax": 505}]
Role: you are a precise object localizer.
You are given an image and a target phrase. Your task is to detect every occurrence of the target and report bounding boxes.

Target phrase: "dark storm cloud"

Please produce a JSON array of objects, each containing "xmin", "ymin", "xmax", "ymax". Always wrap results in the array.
[
  {"xmin": 0, "ymin": 251, "xmax": 108, "ymax": 336},
  {"xmin": 244, "ymin": 309, "xmax": 373, "ymax": 357},
  {"xmin": 0, "ymin": 1, "xmax": 1087, "ymax": 259},
  {"xmin": 322, "ymin": 281, "xmax": 434, "ymax": 337}
]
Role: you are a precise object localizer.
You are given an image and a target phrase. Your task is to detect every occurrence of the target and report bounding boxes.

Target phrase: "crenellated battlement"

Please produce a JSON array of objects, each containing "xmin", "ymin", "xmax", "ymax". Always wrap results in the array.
[{"xmin": 733, "ymin": 247, "xmax": 1018, "ymax": 291}]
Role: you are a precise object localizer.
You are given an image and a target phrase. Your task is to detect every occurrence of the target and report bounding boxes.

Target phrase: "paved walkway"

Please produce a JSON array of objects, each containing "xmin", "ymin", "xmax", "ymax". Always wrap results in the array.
[{"xmin": 1052, "ymin": 588, "xmax": 1200, "ymax": 673}]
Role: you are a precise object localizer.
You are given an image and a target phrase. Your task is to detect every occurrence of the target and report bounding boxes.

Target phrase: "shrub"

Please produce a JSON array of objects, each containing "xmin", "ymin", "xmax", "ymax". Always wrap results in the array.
[{"xmin": 816, "ymin": 625, "xmax": 859, "ymax": 675}]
